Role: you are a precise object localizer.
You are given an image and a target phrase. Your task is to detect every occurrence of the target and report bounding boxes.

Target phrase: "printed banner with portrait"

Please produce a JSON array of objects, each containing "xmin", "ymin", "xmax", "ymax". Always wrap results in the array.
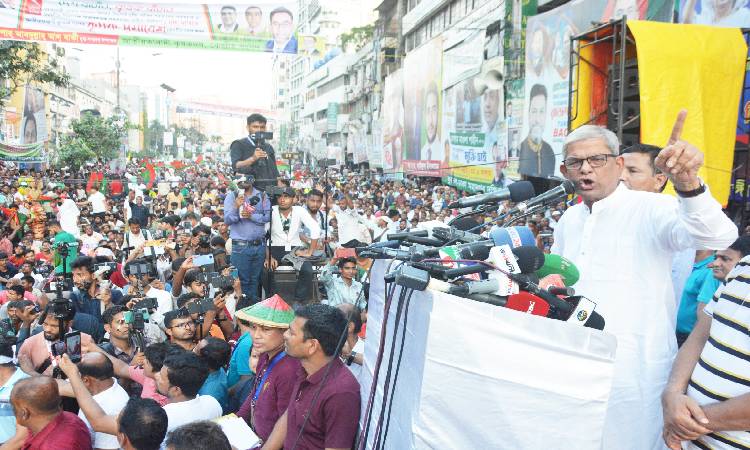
[
  {"xmin": 521, "ymin": 0, "xmax": 670, "ymax": 179},
  {"xmin": 401, "ymin": 37, "xmax": 444, "ymax": 177},
  {"xmin": 381, "ymin": 69, "xmax": 404, "ymax": 174},
  {"xmin": 0, "ymin": 1, "xmax": 300, "ymax": 54},
  {"xmin": 442, "ymin": 69, "xmax": 507, "ymax": 193},
  {"xmin": 678, "ymin": 0, "xmax": 750, "ymax": 26},
  {"xmin": 20, "ymin": 84, "xmax": 47, "ymax": 145}
]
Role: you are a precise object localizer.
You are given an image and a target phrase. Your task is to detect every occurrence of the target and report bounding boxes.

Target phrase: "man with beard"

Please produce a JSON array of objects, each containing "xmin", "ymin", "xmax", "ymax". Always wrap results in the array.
[
  {"xmin": 420, "ymin": 82, "xmax": 442, "ymax": 161},
  {"xmin": 164, "ymin": 309, "xmax": 197, "ymax": 351},
  {"xmin": 300, "ymin": 189, "xmax": 328, "ymax": 256},
  {"xmin": 518, "ymin": 84, "xmax": 556, "ymax": 178},
  {"xmin": 17, "ymin": 303, "xmax": 94, "ymax": 377},
  {"xmin": 80, "ymin": 223, "xmax": 104, "ymax": 256},
  {"xmin": 236, "ymin": 295, "xmax": 300, "ymax": 443},
  {"xmin": 70, "ymin": 256, "xmax": 124, "ymax": 323}
]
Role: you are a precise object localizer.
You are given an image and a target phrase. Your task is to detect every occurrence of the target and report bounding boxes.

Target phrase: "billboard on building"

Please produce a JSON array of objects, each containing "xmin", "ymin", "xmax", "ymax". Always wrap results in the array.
[
  {"xmin": 401, "ymin": 37, "xmax": 443, "ymax": 177},
  {"xmin": 381, "ymin": 69, "xmax": 404, "ymax": 175},
  {"xmin": 521, "ymin": 0, "xmax": 670, "ymax": 179},
  {"xmin": 0, "ymin": 1, "xmax": 301, "ymax": 54},
  {"xmin": 20, "ymin": 84, "xmax": 47, "ymax": 145},
  {"xmin": 678, "ymin": 0, "xmax": 750, "ymax": 26},
  {"xmin": 442, "ymin": 68, "xmax": 507, "ymax": 192}
]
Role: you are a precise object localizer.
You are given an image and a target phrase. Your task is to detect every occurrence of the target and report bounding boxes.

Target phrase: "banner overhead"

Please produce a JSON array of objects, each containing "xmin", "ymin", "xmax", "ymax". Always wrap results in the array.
[{"xmin": 0, "ymin": 1, "xmax": 301, "ymax": 53}]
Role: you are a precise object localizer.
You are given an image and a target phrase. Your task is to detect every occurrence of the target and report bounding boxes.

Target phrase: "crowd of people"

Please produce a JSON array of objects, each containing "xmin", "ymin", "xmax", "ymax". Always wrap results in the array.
[{"xmin": 0, "ymin": 110, "xmax": 745, "ymax": 450}]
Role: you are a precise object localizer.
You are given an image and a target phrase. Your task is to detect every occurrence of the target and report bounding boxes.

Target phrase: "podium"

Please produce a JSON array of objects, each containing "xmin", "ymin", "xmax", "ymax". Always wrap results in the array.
[{"xmin": 359, "ymin": 261, "xmax": 618, "ymax": 450}]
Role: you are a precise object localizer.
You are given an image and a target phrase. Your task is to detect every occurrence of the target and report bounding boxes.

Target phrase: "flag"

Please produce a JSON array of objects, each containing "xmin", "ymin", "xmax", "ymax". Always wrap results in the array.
[
  {"xmin": 141, "ymin": 161, "xmax": 156, "ymax": 189},
  {"xmin": 196, "ymin": 155, "xmax": 204, "ymax": 164},
  {"xmin": 86, "ymin": 172, "xmax": 103, "ymax": 191}
]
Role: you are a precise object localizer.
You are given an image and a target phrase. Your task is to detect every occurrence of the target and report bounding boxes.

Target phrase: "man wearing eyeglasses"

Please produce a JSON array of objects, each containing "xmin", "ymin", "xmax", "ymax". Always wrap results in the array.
[
  {"xmin": 164, "ymin": 310, "xmax": 196, "ymax": 351},
  {"xmin": 551, "ymin": 113, "xmax": 738, "ymax": 450}
]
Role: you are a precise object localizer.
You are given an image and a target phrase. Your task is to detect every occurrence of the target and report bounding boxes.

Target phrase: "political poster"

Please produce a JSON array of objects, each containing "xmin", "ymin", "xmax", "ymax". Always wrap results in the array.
[
  {"xmin": 678, "ymin": 0, "xmax": 750, "ymax": 26},
  {"xmin": 521, "ymin": 0, "xmax": 671, "ymax": 179},
  {"xmin": 0, "ymin": 1, "xmax": 300, "ymax": 53},
  {"xmin": 401, "ymin": 37, "xmax": 443, "ymax": 177},
  {"xmin": 381, "ymin": 69, "xmax": 404, "ymax": 175},
  {"xmin": 20, "ymin": 84, "xmax": 47, "ymax": 145},
  {"xmin": 442, "ymin": 70, "xmax": 507, "ymax": 193}
]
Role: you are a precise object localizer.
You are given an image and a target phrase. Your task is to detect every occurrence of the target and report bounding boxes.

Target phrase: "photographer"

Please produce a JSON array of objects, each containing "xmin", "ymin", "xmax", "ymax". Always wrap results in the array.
[
  {"xmin": 176, "ymin": 286, "xmax": 233, "ymax": 341},
  {"xmin": 122, "ymin": 259, "xmax": 173, "ymax": 325},
  {"xmin": 122, "ymin": 219, "xmax": 156, "ymax": 263},
  {"xmin": 229, "ymin": 114, "xmax": 280, "ymax": 192},
  {"xmin": 223, "ymin": 176, "xmax": 271, "ymax": 304},
  {"xmin": 70, "ymin": 256, "xmax": 124, "ymax": 324},
  {"xmin": 17, "ymin": 303, "xmax": 94, "ymax": 377}
]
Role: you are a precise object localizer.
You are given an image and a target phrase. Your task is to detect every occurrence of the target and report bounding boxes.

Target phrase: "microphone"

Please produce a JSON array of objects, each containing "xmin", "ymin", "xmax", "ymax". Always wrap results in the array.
[
  {"xmin": 511, "ymin": 245, "xmax": 546, "ymax": 273},
  {"xmin": 535, "ymin": 254, "xmax": 580, "ymax": 286},
  {"xmin": 387, "ymin": 230, "xmax": 429, "ymax": 240},
  {"xmin": 355, "ymin": 246, "xmax": 415, "ymax": 261},
  {"xmin": 564, "ymin": 296, "xmax": 605, "ymax": 330},
  {"xmin": 507, "ymin": 180, "xmax": 576, "ymax": 215},
  {"xmin": 505, "ymin": 291, "xmax": 551, "ymax": 317},
  {"xmin": 490, "ymin": 226, "xmax": 536, "ymax": 248},
  {"xmin": 447, "ymin": 181, "xmax": 535, "ymax": 209},
  {"xmin": 432, "ymin": 227, "xmax": 485, "ymax": 243},
  {"xmin": 419, "ymin": 239, "xmax": 495, "ymax": 258}
]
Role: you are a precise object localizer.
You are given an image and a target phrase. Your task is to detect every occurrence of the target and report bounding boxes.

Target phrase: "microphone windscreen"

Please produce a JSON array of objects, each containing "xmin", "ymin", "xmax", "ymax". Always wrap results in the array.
[
  {"xmin": 491, "ymin": 226, "xmax": 536, "ymax": 248},
  {"xmin": 511, "ymin": 245, "xmax": 545, "ymax": 273},
  {"xmin": 508, "ymin": 181, "xmax": 536, "ymax": 203},
  {"xmin": 507, "ymin": 291, "xmax": 550, "ymax": 317},
  {"xmin": 535, "ymin": 254, "xmax": 580, "ymax": 286},
  {"xmin": 457, "ymin": 244, "xmax": 491, "ymax": 261},
  {"xmin": 452, "ymin": 217, "xmax": 480, "ymax": 232},
  {"xmin": 584, "ymin": 311, "xmax": 605, "ymax": 330}
]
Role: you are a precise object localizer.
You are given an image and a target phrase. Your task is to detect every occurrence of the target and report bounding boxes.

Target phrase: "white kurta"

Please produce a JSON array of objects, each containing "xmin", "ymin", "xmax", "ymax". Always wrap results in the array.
[
  {"xmin": 58, "ymin": 199, "xmax": 80, "ymax": 238},
  {"xmin": 551, "ymin": 183, "xmax": 737, "ymax": 450}
]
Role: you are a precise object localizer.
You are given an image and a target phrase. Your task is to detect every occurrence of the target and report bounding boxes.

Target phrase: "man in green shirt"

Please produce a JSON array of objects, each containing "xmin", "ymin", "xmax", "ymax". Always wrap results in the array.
[{"xmin": 48, "ymin": 220, "xmax": 78, "ymax": 275}]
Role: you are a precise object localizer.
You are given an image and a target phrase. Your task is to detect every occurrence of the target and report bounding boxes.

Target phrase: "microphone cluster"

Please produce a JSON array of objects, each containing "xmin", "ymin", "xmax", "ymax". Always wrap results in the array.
[{"xmin": 357, "ymin": 181, "xmax": 604, "ymax": 330}]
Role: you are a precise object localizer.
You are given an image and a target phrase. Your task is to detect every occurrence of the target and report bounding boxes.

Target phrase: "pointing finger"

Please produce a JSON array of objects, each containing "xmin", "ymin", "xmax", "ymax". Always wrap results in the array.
[{"xmin": 668, "ymin": 109, "xmax": 688, "ymax": 146}]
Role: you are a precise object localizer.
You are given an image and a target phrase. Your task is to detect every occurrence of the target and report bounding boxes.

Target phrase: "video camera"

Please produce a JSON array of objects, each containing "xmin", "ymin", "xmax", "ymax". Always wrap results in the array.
[
  {"xmin": 94, "ymin": 262, "xmax": 117, "ymax": 279},
  {"xmin": 196, "ymin": 271, "xmax": 233, "ymax": 292},
  {"xmin": 183, "ymin": 297, "xmax": 215, "ymax": 315},
  {"xmin": 127, "ymin": 261, "xmax": 155, "ymax": 278},
  {"xmin": 250, "ymin": 131, "xmax": 273, "ymax": 147}
]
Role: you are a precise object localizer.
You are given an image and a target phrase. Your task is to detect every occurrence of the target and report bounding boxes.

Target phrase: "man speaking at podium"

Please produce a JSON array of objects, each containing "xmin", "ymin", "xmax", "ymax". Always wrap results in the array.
[{"xmin": 551, "ymin": 112, "xmax": 737, "ymax": 450}]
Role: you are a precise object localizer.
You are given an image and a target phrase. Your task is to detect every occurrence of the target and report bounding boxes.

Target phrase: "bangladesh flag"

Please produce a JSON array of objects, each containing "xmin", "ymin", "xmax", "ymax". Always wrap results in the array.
[{"xmin": 141, "ymin": 161, "xmax": 156, "ymax": 189}]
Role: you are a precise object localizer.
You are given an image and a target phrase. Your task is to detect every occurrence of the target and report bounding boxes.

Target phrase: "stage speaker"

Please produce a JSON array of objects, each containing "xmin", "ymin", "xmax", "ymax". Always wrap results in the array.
[{"xmin": 607, "ymin": 58, "xmax": 641, "ymax": 141}]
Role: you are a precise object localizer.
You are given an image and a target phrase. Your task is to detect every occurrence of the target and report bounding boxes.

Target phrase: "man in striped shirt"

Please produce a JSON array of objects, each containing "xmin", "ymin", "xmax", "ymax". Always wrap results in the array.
[{"xmin": 662, "ymin": 249, "xmax": 750, "ymax": 450}]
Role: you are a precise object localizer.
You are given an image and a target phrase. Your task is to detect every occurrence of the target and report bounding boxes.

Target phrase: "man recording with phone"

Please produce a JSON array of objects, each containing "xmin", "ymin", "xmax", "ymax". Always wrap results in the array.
[
  {"xmin": 224, "ymin": 175, "xmax": 271, "ymax": 305},
  {"xmin": 230, "ymin": 113, "xmax": 280, "ymax": 192},
  {"xmin": 17, "ymin": 303, "xmax": 94, "ymax": 377}
]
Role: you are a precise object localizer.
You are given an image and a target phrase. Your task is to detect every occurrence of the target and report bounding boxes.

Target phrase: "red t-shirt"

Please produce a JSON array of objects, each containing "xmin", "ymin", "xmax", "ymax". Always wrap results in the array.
[{"xmin": 22, "ymin": 411, "xmax": 91, "ymax": 450}]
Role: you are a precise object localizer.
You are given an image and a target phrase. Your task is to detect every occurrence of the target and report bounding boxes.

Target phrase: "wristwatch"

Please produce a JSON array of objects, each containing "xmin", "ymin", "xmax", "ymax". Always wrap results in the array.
[
  {"xmin": 675, "ymin": 182, "xmax": 706, "ymax": 198},
  {"xmin": 346, "ymin": 351, "xmax": 357, "ymax": 366}
]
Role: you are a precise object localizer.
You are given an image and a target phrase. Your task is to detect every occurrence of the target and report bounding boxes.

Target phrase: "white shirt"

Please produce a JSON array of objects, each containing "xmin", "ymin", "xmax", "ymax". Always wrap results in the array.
[
  {"xmin": 269, "ymin": 205, "xmax": 320, "ymax": 250},
  {"xmin": 88, "ymin": 191, "xmax": 107, "ymax": 214},
  {"xmin": 551, "ymin": 183, "xmax": 737, "ymax": 450},
  {"xmin": 78, "ymin": 380, "xmax": 129, "ymax": 450},
  {"xmin": 163, "ymin": 395, "xmax": 222, "ymax": 432},
  {"xmin": 81, "ymin": 231, "xmax": 104, "ymax": 255},
  {"xmin": 334, "ymin": 206, "xmax": 372, "ymax": 246},
  {"xmin": 346, "ymin": 338, "xmax": 365, "ymax": 384}
]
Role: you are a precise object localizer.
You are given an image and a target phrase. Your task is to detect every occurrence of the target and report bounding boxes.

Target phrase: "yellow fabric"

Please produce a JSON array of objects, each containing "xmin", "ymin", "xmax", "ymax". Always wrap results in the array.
[
  {"xmin": 571, "ymin": 42, "xmax": 594, "ymax": 131},
  {"xmin": 628, "ymin": 20, "xmax": 747, "ymax": 205}
]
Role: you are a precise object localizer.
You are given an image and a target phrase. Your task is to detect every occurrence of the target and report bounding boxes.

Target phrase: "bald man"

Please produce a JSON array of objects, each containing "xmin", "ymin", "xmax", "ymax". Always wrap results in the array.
[{"xmin": 10, "ymin": 377, "xmax": 91, "ymax": 449}]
